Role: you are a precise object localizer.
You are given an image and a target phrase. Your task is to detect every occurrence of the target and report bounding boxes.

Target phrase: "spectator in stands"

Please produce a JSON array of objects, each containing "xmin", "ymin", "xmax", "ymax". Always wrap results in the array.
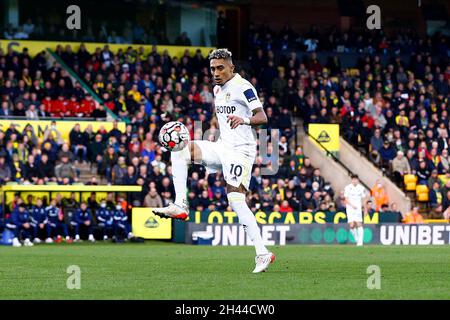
[
  {"xmin": 370, "ymin": 128, "xmax": 384, "ymax": 153},
  {"xmin": 69, "ymin": 124, "xmax": 88, "ymax": 163},
  {"xmin": 392, "ymin": 151, "xmax": 411, "ymax": 186},
  {"xmin": 38, "ymin": 153, "xmax": 55, "ymax": 182},
  {"xmin": 416, "ymin": 160, "xmax": 431, "ymax": 185},
  {"xmin": 371, "ymin": 179, "xmax": 389, "ymax": 211},
  {"xmin": 55, "ymin": 155, "xmax": 78, "ymax": 184},
  {"xmin": 402, "ymin": 206, "xmax": 424, "ymax": 224},
  {"xmin": 429, "ymin": 181, "xmax": 443, "ymax": 209},
  {"xmin": 0, "ymin": 154, "xmax": 12, "ymax": 184},
  {"xmin": 144, "ymin": 187, "xmax": 163, "ymax": 208},
  {"xmin": 427, "ymin": 169, "xmax": 441, "ymax": 189},
  {"xmin": 112, "ymin": 156, "xmax": 127, "ymax": 185},
  {"xmin": 379, "ymin": 141, "xmax": 396, "ymax": 170},
  {"xmin": 23, "ymin": 154, "xmax": 39, "ymax": 183},
  {"xmin": 43, "ymin": 121, "xmax": 64, "ymax": 146}
]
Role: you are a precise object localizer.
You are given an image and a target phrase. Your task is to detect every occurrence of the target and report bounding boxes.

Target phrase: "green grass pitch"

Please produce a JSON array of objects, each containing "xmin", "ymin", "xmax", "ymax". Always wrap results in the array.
[{"xmin": 0, "ymin": 242, "xmax": 449, "ymax": 299}]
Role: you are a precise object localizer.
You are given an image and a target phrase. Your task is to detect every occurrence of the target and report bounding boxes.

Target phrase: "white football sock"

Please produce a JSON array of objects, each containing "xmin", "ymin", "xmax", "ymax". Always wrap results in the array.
[
  {"xmin": 171, "ymin": 147, "xmax": 191, "ymax": 207},
  {"xmin": 357, "ymin": 226, "xmax": 364, "ymax": 245},
  {"xmin": 350, "ymin": 227, "xmax": 357, "ymax": 243},
  {"xmin": 227, "ymin": 192, "xmax": 269, "ymax": 256}
]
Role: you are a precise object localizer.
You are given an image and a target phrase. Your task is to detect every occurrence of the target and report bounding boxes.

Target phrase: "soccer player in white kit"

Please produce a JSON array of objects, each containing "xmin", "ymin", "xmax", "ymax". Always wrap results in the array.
[
  {"xmin": 154, "ymin": 49, "xmax": 275, "ymax": 273},
  {"xmin": 344, "ymin": 175, "xmax": 368, "ymax": 246}
]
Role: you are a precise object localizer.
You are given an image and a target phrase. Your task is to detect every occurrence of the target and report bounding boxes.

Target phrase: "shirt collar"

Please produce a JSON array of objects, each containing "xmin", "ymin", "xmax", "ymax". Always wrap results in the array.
[{"xmin": 222, "ymin": 73, "xmax": 239, "ymax": 89}]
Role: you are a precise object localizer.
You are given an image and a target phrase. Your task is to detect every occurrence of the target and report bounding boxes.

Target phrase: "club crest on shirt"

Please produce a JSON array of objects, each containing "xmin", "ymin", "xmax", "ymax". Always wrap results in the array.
[{"xmin": 225, "ymin": 92, "xmax": 231, "ymax": 102}]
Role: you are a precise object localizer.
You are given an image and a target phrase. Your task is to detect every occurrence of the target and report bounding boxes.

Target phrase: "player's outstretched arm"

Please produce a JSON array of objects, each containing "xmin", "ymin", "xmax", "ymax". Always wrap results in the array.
[
  {"xmin": 227, "ymin": 107, "xmax": 267, "ymax": 129},
  {"xmin": 249, "ymin": 107, "xmax": 268, "ymax": 126}
]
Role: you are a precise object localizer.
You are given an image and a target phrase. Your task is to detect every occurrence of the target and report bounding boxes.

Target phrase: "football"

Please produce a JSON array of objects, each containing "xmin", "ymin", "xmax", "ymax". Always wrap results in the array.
[{"xmin": 158, "ymin": 121, "xmax": 190, "ymax": 152}]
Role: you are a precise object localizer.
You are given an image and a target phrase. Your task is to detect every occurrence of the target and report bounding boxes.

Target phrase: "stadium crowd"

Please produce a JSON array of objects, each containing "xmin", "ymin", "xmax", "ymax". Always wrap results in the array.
[{"xmin": 0, "ymin": 46, "xmax": 108, "ymax": 119}]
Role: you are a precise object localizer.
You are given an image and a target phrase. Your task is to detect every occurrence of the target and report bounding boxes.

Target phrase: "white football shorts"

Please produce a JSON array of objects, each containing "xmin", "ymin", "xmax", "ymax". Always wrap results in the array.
[
  {"xmin": 346, "ymin": 206, "xmax": 363, "ymax": 223},
  {"xmin": 193, "ymin": 140, "xmax": 255, "ymax": 190}
]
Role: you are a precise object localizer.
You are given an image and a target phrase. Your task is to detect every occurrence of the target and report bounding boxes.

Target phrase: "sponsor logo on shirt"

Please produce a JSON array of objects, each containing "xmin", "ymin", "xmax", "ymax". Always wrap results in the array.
[
  {"xmin": 216, "ymin": 105, "xmax": 236, "ymax": 114},
  {"xmin": 243, "ymin": 88, "xmax": 257, "ymax": 103}
]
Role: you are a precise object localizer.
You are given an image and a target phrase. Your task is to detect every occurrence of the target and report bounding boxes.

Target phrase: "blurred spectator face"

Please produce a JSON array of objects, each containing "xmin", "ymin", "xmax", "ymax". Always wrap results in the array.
[
  {"xmin": 433, "ymin": 182, "xmax": 440, "ymax": 190},
  {"xmin": 277, "ymin": 179, "xmax": 284, "ymax": 188},
  {"xmin": 162, "ymin": 177, "xmax": 170, "ymax": 187},
  {"xmin": 127, "ymin": 166, "xmax": 134, "ymax": 175},
  {"xmin": 81, "ymin": 203, "xmax": 87, "ymax": 210},
  {"xmin": 131, "ymin": 157, "xmax": 139, "ymax": 167},
  {"xmin": 312, "ymin": 181, "xmax": 320, "ymax": 191}
]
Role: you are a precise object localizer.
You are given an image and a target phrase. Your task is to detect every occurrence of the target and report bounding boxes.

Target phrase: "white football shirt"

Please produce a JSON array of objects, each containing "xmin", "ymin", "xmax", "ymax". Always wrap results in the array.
[
  {"xmin": 213, "ymin": 73, "xmax": 262, "ymax": 155},
  {"xmin": 344, "ymin": 183, "xmax": 366, "ymax": 210}
]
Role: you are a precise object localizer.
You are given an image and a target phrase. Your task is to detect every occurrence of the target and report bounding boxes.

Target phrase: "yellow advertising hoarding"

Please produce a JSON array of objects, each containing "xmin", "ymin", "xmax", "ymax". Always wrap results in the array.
[
  {"xmin": 132, "ymin": 208, "xmax": 172, "ymax": 239},
  {"xmin": 308, "ymin": 123, "xmax": 340, "ymax": 152},
  {"xmin": 0, "ymin": 119, "xmax": 125, "ymax": 143},
  {"xmin": 0, "ymin": 39, "xmax": 214, "ymax": 59}
]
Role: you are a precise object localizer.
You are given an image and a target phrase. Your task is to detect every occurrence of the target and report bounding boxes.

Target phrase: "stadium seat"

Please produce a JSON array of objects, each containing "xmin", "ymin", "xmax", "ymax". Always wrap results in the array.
[
  {"xmin": 404, "ymin": 174, "xmax": 417, "ymax": 191},
  {"xmin": 348, "ymin": 68, "xmax": 360, "ymax": 77},
  {"xmin": 416, "ymin": 185, "xmax": 429, "ymax": 202}
]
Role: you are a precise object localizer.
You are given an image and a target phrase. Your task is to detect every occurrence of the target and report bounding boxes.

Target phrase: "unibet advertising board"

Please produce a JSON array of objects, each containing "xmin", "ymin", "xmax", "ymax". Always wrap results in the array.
[{"xmin": 182, "ymin": 223, "xmax": 450, "ymax": 246}]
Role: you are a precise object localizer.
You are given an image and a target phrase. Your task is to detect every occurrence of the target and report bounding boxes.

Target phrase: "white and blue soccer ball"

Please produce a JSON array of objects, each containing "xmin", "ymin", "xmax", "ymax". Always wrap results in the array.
[{"xmin": 158, "ymin": 121, "xmax": 190, "ymax": 152}]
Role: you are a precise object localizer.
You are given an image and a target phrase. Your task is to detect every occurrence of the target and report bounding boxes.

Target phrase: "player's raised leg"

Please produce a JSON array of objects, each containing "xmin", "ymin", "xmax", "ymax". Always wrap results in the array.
[
  {"xmin": 153, "ymin": 141, "xmax": 201, "ymax": 220},
  {"xmin": 226, "ymin": 184, "xmax": 275, "ymax": 273}
]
